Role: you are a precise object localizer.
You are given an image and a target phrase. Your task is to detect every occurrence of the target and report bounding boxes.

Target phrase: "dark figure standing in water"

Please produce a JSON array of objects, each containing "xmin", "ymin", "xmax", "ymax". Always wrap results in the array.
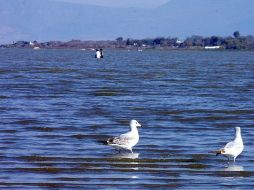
[
  {"xmin": 100, "ymin": 49, "xmax": 104, "ymax": 58},
  {"xmin": 95, "ymin": 49, "xmax": 100, "ymax": 58}
]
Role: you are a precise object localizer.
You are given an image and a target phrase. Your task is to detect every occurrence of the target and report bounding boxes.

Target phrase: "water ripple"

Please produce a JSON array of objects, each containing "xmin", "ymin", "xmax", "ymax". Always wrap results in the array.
[{"xmin": 0, "ymin": 49, "xmax": 253, "ymax": 189}]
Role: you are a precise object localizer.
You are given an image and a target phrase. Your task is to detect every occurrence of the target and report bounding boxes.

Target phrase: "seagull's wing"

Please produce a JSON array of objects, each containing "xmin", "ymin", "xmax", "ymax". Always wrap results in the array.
[
  {"xmin": 224, "ymin": 141, "xmax": 237, "ymax": 149},
  {"xmin": 107, "ymin": 131, "xmax": 135, "ymax": 146},
  {"xmin": 224, "ymin": 140, "xmax": 243, "ymax": 152},
  {"xmin": 210, "ymin": 141, "xmax": 236, "ymax": 156},
  {"xmin": 119, "ymin": 131, "xmax": 134, "ymax": 139}
]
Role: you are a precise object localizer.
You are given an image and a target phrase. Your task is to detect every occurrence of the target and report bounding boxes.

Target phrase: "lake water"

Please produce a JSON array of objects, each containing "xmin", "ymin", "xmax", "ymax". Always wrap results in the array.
[{"xmin": 0, "ymin": 49, "xmax": 253, "ymax": 189}]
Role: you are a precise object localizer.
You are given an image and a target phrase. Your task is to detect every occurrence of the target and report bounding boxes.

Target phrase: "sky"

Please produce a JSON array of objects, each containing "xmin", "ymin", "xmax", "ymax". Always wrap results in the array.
[
  {"xmin": 0, "ymin": 0, "xmax": 254, "ymax": 43},
  {"xmin": 53, "ymin": 0, "xmax": 170, "ymax": 8}
]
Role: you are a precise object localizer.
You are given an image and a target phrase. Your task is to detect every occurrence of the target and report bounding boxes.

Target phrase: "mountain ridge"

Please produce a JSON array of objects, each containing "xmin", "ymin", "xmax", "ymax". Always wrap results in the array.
[{"xmin": 0, "ymin": 0, "xmax": 253, "ymax": 43}]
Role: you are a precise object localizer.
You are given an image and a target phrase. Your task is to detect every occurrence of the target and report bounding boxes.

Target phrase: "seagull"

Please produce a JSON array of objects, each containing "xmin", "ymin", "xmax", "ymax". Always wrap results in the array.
[
  {"xmin": 211, "ymin": 127, "xmax": 244, "ymax": 164},
  {"xmin": 106, "ymin": 120, "xmax": 142, "ymax": 153}
]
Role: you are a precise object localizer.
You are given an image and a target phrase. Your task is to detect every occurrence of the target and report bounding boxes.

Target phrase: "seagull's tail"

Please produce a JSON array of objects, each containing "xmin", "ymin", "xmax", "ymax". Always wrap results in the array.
[
  {"xmin": 97, "ymin": 140, "xmax": 108, "ymax": 145},
  {"xmin": 97, "ymin": 137, "xmax": 115, "ymax": 145},
  {"xmin": 209, "ymin": 149, "xmax": 225, "ymax": 156},
  {"xmin": 106, "ymin": 137, "xmax": 115, "ymax": 145},
  {"xmin": 96, "ymin": 135, "xmax": 113, "ymax": 145}
]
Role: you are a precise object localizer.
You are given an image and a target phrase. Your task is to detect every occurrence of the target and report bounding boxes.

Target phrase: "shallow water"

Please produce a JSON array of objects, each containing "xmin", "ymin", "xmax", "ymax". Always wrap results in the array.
[{"xmin": 0, "ymin": 49, "xmax": 254, "ymax": 189}]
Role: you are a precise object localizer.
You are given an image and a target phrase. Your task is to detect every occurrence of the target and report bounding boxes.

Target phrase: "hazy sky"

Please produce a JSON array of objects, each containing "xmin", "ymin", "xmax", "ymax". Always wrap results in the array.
[
  {"xmin": 54, "ymin": 0, "xmax": 170, "ymax": 8},
  {"xmin": 1, "ymin": 0, "xmax": 254, "ymax": 43}
]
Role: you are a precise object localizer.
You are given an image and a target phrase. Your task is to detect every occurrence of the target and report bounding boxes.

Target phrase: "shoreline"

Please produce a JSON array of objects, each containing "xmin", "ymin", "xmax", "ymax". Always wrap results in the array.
[
  {"xmin": 0, "ymin": 46, "xmax": 253, "ymax": 51},
  {"xmin": 1, "ymin": 37, "xmax": 254, "ymax": 51}
]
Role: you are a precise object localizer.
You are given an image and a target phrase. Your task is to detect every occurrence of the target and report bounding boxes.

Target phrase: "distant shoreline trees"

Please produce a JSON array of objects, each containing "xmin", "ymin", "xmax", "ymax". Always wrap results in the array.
[
  {"xmin": 179, "ymin": 31, "xmax": 254, "ymax": 50},
  {"xmin": 1, "ymin": 31, "xmax": 254, "ymax": 50},
  {"xmin": 122, "ymin": 31, "xmax": 254, "ymax": 50}
]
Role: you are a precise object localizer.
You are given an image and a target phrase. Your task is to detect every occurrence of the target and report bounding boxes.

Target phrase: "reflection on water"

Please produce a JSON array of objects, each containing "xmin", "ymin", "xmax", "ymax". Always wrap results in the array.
[
  {"xmin": 0, "ymin": 49, "xmax": 254, "ymax": 189},
  {"xmin": 110, "ymin": 153, "xmax": 140, "ymax": 160},
  {"xmin": 224, "ymin": 165, "xmax": 244, "ymax": 172}
]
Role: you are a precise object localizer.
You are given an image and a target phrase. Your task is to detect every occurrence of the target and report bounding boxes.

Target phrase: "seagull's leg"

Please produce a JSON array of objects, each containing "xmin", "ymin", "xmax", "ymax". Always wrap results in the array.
[
  {"xmin": 233, "ymin": 157, "xmax": 236, "ymax": 165},
  {"xmin": 227, "ymin": 157, "xmax": 230, "ymax": 166},
  {"xmin": 130, "ymin": 148, "xmax": 133, "ymax": 153}
]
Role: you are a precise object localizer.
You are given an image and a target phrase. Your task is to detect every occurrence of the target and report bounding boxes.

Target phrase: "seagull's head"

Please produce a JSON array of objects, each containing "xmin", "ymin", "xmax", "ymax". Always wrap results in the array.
[
  {"xmin": 234, "ymin": 127, "xmax": 242, "ymax": 140},
  {"xmin": 235, "ymin": 127, "xmax": 241, "ymax": 133},
  {"xmin": 130, "ymin": 119, "xmax": 142, "ymax": 129}
]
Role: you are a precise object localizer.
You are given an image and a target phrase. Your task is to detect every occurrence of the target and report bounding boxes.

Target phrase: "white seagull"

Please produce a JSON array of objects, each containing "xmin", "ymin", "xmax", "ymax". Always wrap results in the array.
[
  {"xmin": 212, "ymin": 127, "xmax": 244, "ymax": 164},
  {"xmin": 106, "ymin": 120, "xmax": 142, "ymax": 153}
]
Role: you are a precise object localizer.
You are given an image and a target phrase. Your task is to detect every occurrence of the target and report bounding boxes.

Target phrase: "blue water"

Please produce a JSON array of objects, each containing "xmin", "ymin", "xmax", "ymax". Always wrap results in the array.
[{"xmin": 0, "ymin": 49, "xmax": 254, "ymax": 189}]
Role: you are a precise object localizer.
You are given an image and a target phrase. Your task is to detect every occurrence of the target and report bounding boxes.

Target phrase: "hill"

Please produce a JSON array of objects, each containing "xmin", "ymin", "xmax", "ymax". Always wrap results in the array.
[{"xmin": 0, "ymin": 0, "xmax": 254, "ymax": 43}]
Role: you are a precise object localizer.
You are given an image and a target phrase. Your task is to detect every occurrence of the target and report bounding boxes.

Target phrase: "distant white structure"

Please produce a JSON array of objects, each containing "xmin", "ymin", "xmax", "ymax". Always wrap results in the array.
[
  {"xmin": 29, "ymin": 41, "xmax": 35, "ymax": 46},
  {"xmin": 30, "ymin": 41, "xmax": 40, "ymax": 49},
  {"xmin": 204, "ymin": 46, "xmax": 221, "ymax": 50},
  {"xmin": 176, "ymin": 39, "xmax": 182, "ymax": 44}
]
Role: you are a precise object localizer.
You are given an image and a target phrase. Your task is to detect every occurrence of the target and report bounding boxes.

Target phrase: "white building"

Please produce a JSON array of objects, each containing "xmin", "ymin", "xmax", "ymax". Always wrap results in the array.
[{"xmin": 204, "ymin": 46, "xmax": 221, "ymax": 49}]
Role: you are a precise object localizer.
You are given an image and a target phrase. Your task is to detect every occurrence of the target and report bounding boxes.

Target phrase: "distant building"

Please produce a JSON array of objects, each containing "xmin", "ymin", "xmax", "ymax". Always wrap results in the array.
[
  {"xmin": 176, "ymin": 40, "xmax": 182, "ymax": 44},
  {"xmin": 29, "ymin": 41, "xmax": 34, "ymax": 46},
  {"xmin": 204, "ymin": 46, "xmax": 221, "ymax": 50}
]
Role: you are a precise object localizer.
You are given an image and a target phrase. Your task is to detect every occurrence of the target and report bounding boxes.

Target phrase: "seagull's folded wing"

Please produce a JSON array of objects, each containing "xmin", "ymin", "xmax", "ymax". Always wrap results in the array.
[
  {"xmin": 224, "ymin": 141, "xmax": 237, "ymax": 149},
  {"xmin": 224, "ymin": 140, "xmax": 243, "ymax": 154},
  {"xmin": 111, "ymin": 132, "xmax": 135, "ymax": 145}
]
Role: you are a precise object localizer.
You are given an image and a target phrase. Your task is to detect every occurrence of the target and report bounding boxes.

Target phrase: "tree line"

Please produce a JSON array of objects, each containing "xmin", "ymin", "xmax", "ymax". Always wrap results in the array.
[
  {"xmin": 1, "ymin": 31, "xmax": 254, "ymax": 50},
  {"xmin": 118, "ymin": 31, "xmax": 254, "ymax": 50}
]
